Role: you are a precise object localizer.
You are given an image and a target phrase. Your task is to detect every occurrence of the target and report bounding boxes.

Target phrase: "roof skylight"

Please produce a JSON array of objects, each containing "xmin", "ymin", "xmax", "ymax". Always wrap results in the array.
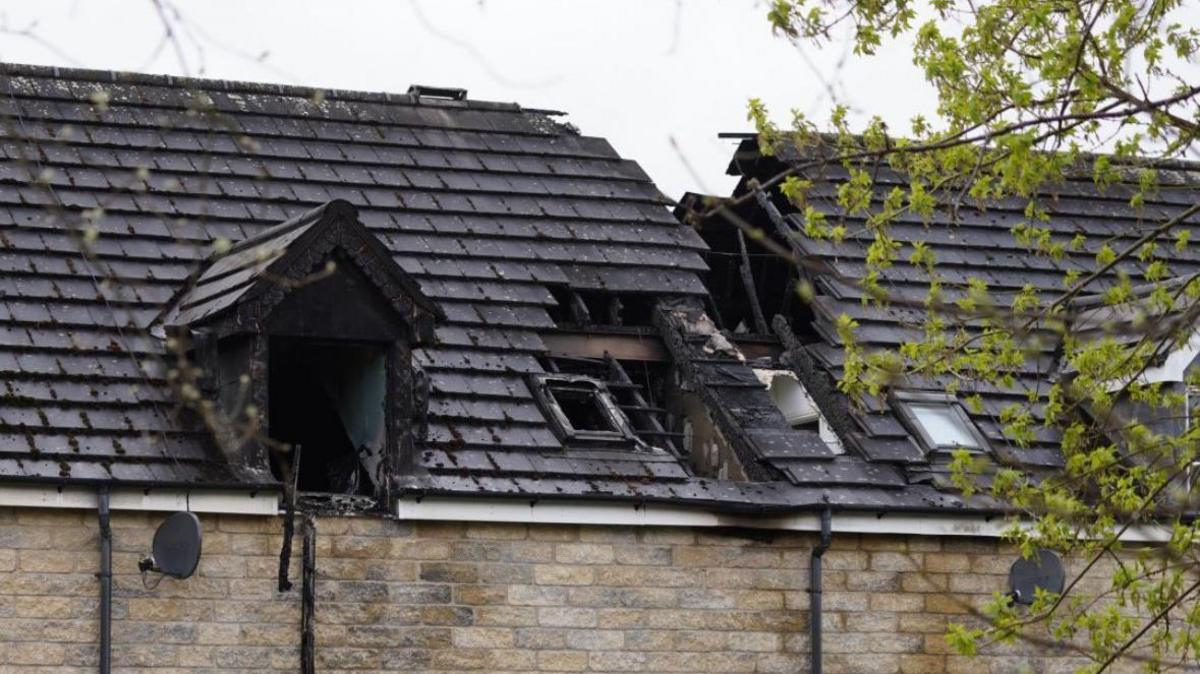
[
  {"xmin": 893, "ymin": 392, "xmax": 988, "ymax": 454},
  {"xmin": 532, "ymin": 374, "xmax": 640, "ymax": 446},
  {"xmin": 907, "ymin": 403, "xmax": 981, "ymax": 450}
]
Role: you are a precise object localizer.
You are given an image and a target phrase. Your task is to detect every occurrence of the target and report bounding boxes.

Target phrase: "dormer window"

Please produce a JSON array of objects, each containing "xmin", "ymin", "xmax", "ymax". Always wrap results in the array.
[
  {"xmin": 268, "ymin": 338, "xmax": 387, "ymax": 494},
  {"xmin": 533, "ymin": 374, "xmax": 639, "ymax": 445},
  {"xmin": 893, "ymin": 391, "xmax": 988, "ymax": 454},
  {"xmin": 153, "ymin": 200, "xmax": 442, "ymax": 504}
]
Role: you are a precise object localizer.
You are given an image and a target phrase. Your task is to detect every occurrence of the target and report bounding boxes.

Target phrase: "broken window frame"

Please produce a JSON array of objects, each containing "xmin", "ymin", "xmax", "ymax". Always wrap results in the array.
[
  {"xmin": 892, "ymin": 390, "xmax": 990, "ymax": 455},
  {"xmin": 754, "ymin": 368, "xmax": 844, "ymax": 454},
  {"xmin": 539, "ymin": 353, "xmax": 682, "ymax": 455},
  {"xmin": 532, "ymin": 373, "xmax": 641, "ymax": 445}
]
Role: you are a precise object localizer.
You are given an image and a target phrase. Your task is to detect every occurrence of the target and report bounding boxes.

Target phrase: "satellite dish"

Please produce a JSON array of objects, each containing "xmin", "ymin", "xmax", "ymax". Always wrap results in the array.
[
  {"xmin": 139, "ymin": 512, "xmax": 203, "ymax": 579},
  {"xmin": 1008, "ymin": 549, "xmax": 1065, "ymax": 605}
]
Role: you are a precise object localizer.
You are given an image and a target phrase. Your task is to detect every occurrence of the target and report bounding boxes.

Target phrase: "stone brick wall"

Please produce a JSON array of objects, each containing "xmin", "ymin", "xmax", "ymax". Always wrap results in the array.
[{"xmin": 0, "ymin": 506, "xmax": 1102, "ymax": 673}]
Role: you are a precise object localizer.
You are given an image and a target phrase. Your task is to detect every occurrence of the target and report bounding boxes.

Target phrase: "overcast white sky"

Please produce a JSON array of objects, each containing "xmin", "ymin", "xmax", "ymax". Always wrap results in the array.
[{"xmin": 0, "ymin": 0, "xmax": 936, "ymax": 200}]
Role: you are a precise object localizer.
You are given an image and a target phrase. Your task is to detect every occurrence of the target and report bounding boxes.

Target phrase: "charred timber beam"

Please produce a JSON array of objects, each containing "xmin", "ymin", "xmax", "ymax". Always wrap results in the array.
[
  {"xmin": 749, "ymin": 187, "xmax": 820, "ymax": 297},
  {"xmin": 652, "ymin": 301, "xmax": 779, "ymax": 482},
  {"xmin": 542, "ymin": 332, "xmax": 779, "ymax": 363},
  {"xmin": 750, "ymin": 186, "xmax": 793, "ymax": 242},
  {"xmin": 567, "ymin": 291, "xmax": 591, "ymax": 325},
  {"xmin": 736, "ymin": 228, "xmax": 770, "ymax": 334},
  {"xmin": 604, "ymin": 354, "xmax": 680, "ymax": 458},
  {"xmin": 300, "ymin": 515, "xmax": 317, "ymax": 674},
  {"xmin": 771, "ymin": 314, "xmax": 856, "ymax": 443},
  {"xmin": 543, "ymin": 332, "xmax": 667, "ymax": 361}
]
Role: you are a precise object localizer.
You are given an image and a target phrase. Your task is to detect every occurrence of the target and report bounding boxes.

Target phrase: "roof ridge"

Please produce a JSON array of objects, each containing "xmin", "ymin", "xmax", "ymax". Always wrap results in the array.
[
  {"xmin": 728, "ymin": 133, "xmax": 1200, "ymax": 174},
  {"xmin": 0, "ymin": 61, "xmax": 569, "ymax": 116}
]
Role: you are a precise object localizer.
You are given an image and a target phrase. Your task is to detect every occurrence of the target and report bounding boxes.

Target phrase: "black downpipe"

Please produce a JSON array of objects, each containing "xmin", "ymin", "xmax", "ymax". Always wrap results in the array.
[
  {"xmin": 97, "ymin": 487, "xmax": 112, "ymax": 674},
  {"xmin": 810, "ymin": 508, "xmax": 832, "ymax": 674}
]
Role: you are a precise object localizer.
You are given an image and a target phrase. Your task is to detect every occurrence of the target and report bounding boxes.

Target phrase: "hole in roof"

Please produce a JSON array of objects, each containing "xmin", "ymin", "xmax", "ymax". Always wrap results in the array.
[
  {"xmin": 693, "ymin": 200, "xmax": 821, "ymax": 341},
  {"xmin": 755, "ymin": 369, "xmax": 843, "ymax": 453},
  {"xmin": 546, "ymin": 286, "xmax": 658, "ymax": 329}
]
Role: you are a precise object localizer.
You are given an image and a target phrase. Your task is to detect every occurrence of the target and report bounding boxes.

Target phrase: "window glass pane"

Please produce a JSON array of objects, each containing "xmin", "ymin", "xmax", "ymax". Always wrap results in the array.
[{"xmin": 908, "ymin": 403, "xmax": 980, "ymax": 449}]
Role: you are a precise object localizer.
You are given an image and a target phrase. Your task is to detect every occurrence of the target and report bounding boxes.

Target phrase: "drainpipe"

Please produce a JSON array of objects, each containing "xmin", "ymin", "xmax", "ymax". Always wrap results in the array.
[
  {"xmin": 97, "ymin": 487, "xmax": 112, "ymax": 674},
  {"xmin": 810, "ymin": 508, "xmax": 832, "ymax": 674}
]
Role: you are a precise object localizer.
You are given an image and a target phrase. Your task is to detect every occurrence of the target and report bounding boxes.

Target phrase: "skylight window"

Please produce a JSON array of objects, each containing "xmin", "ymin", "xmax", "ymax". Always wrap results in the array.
[
  {"xmin": 533, "ymin": 374, "xmax": 639, "ymax": 445},
  {"xmin": 893, "ymin": 392, "xmax": 988, "ymax": 454},
  {"xmin": 907, "ymin": 403, "xmax": 981, "ymax": 449}
]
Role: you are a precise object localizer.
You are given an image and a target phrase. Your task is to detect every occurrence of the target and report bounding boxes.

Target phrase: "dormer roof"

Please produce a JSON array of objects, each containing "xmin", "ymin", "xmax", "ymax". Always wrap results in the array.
[{"xmin": 155, "ymin": 199, "xmax": 441, "ymax": 341}]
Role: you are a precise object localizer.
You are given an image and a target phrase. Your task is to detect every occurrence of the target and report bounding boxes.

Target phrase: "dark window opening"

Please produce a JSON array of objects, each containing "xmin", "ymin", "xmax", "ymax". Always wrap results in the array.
[
  {"xmin": 547, "ymin": 382, "xmax": 620, "ymax": 433},
  {"xmin": 542, "ymin": 355, "xmax": 682, "ymax": 456},
  {"xmin": 268, "ymin": 337, "xmax": 387, "ymax": 494}
]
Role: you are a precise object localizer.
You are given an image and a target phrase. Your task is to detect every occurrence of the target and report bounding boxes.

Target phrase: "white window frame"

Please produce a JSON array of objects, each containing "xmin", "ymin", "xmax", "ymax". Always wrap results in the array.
[{"xmin": 892, "ymin": 390, "xmax": 991, "ymax": 455}]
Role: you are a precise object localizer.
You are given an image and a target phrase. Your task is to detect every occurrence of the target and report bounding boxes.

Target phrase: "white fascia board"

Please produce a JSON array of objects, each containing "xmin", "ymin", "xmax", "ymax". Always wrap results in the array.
[
  {"xmin": 396, "ymin": 497, "xmax": 1171, "ymax": 542},
  {"xmin": 0, "ymin": 484, "xmax": 279, "ymax": 515}
]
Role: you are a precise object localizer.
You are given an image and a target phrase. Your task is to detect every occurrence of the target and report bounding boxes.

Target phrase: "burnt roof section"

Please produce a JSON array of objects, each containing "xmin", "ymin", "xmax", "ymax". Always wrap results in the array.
[{"xmin": 724, "ymin": 136, "xmax": 1200, "ymax": 490}]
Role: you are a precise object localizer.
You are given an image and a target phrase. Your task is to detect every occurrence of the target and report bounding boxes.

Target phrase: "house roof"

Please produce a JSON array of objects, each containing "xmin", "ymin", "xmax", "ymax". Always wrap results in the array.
[
  {"xmin": 722, "ymin": 137, "xmax": 1200, "ymax": 491},
  {"xmin": 0, "ymin": 63, "xmax": 997, "ymax": 514}
]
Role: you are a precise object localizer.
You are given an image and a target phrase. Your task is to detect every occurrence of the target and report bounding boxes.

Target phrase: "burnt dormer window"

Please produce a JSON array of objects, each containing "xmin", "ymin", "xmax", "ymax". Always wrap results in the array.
[{"xmin": 154, "ymin": 200, "xmax": 441, "ymax": 503}]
